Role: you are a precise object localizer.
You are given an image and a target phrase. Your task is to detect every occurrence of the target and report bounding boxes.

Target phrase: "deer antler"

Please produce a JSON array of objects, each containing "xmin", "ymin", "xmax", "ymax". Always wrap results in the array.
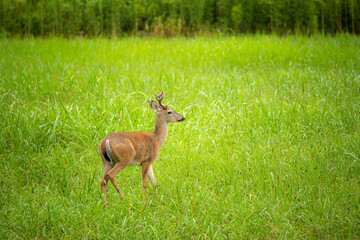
[{"xmin": 155, "ymin": 91, "xmax": 167, "ymax": 109}]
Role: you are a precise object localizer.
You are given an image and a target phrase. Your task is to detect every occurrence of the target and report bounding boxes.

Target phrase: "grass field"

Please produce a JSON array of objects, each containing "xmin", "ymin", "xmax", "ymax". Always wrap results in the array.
[{"xmin": 1, "ymin": 35, "xmax": 359, "ymax": 239}]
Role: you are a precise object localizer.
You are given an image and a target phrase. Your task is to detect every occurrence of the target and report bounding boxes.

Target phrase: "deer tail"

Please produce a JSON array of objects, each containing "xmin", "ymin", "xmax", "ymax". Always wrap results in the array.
[{"xmin": 105, "ymin": 140, "xmax": 114, "ymax": 164}]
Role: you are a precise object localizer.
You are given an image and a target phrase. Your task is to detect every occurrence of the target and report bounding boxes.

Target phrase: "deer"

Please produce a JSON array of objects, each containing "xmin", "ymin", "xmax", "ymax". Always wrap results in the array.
[{"xmin": 98, "ymin": 92, "xmax": 185, "ymax": 208}]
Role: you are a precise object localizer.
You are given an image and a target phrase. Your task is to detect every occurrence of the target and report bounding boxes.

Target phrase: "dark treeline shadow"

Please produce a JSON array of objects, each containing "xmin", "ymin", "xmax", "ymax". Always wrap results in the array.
[{"xmin": 1, "ymin": 0, "xmax": 359, "ymax": 37}]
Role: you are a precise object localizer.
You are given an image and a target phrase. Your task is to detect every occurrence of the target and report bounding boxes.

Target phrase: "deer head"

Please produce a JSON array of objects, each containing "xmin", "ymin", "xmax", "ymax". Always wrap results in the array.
[{"xmin": 148, "ymin": 91, "xmax": 185, "ymax": 122}]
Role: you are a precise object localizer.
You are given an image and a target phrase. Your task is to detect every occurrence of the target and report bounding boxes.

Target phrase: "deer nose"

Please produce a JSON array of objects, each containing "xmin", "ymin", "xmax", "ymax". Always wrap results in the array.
[{"xmin": 178, "ymin": 117, "xmax": 185, "ymax": 122}]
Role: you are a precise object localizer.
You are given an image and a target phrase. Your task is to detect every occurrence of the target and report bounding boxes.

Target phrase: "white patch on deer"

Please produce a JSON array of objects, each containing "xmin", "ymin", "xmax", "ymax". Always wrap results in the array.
[
  {"xmin": 106, "ymin": 140, "xmax": 114, "ymax": 165},
  {"xmin": 148, "ymin": 166, "xmax": 155, "ymax": 186}
]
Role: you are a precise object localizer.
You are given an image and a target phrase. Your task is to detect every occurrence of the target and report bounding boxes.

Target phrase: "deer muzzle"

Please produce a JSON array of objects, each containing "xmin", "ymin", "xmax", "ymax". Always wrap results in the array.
[{"xmin": 178, "ymin": 117, "xmax": 185, "ymax": 122}]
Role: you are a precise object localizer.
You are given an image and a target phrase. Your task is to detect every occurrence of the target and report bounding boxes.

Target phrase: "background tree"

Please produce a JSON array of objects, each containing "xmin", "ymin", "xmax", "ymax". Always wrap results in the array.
[{"xmin": 0, "ymin": 0, "xmax": 359, "ymax": 37}]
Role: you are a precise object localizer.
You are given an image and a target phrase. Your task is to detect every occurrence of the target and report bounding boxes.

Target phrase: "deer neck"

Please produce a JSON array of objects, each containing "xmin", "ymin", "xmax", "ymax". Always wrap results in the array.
[{"xmin": 153, "ymin": 114, "xmax": 168, "ymax": 148}]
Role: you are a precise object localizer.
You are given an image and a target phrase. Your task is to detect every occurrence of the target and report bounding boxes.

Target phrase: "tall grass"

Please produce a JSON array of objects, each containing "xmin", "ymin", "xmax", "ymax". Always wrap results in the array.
[{"xmin": 0, "ymin": 35, "xmax": 359, "ymax": 238}]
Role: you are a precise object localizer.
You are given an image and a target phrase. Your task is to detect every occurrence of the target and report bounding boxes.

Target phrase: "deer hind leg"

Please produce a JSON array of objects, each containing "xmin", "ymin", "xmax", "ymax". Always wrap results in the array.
[
  {"xmin": 106, "ymin": 143, "xmax": 135, "ymax": 198},
  {"xmin": 106, "ymin": 162, "xmax": 127, "ymax": 198},
  {"xmin": 101, "ymin": 164, "xmax": 112, "ymax": 208},
  {"xmin": 100, "ymin": 152, "xmax": 112, "ymax": 208}
]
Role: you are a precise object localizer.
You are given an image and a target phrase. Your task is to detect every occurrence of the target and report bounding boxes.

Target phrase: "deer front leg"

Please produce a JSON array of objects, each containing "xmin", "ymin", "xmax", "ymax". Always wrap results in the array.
[
  {"xmin": 148, "ymin": 165, "xmax": 156, "ymax": 190},
  {"xmin": 141, "ymin": 163, "xmax": 151, "ymax": 197}
]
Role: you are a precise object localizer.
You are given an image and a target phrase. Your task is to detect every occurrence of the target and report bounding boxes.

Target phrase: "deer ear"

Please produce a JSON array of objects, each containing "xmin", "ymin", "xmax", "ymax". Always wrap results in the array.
[{"xmin": 148, "ymin": 100, "xmax": 159, "ymax": 111}]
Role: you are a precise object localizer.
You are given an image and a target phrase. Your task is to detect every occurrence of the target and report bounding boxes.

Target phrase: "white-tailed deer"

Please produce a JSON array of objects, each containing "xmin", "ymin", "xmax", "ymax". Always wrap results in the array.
[{"xmin": 98, "ymin": 92, "xmax": 185, "ymax": 208}]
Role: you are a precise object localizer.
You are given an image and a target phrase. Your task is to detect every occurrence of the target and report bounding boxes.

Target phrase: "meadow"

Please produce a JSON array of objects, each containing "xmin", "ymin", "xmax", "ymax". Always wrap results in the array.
[{"xmin": 0, "ymin": 35, "xmax": 359, "ymax": 239}]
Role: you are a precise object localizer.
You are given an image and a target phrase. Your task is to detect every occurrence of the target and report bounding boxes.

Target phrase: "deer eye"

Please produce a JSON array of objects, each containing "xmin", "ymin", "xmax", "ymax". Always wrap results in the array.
[{"xmin": 167, "ymin": 111, "xmax": 173, "ymax": 115}]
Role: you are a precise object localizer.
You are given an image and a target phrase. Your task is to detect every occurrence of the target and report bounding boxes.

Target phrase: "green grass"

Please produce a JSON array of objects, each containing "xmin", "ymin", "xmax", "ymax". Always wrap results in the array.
[{"xmin": 1, "ymin": 35, "xmax": 359, "ymax": 239}]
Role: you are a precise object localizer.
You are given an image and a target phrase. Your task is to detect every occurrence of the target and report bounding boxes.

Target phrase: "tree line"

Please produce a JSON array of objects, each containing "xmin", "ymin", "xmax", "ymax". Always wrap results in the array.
[{"xmin": 1, "ymin": 0, "xmax": 359, "ymax": 37}]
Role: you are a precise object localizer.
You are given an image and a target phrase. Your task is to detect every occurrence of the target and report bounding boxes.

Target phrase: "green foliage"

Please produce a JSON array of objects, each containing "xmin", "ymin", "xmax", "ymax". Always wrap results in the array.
[
  {"xmin": 0, "ymin": 36, "xmax": 359, "ymax": 238},
  {"xmin": 231, "ymin": 4, "xmax": 243, "ymax": 31},
  {"xmin": 1, "ymin": 0, "xmax": 359, "ymax": 37}
]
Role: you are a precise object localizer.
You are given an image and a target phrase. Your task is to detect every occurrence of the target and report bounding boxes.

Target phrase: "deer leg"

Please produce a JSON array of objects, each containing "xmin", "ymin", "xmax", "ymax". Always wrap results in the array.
[
  {"xmin": 148, "ymin": 165, "xmax": 158, "ymax": 198},
  {"xmin": 106, "ymin": 143, "xmax": 135, "ymax": 199},
  {"xmin": 141, "ymin": 163, "xmax": 151, "ymax": 197},
  {"xmin": 101, "ymin": 168, "xmax": 111, "ymax": 208},
  {"xmin": 100, "ymin": 152, "xmax": 112, "ymax": 208},
  {"xmin": 107, "ymin": 161, "xmax": 129, "ymax": 198},
  {"xmin": 148, "ymin": 165, "xmax": 156, "ymax": 190}
]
